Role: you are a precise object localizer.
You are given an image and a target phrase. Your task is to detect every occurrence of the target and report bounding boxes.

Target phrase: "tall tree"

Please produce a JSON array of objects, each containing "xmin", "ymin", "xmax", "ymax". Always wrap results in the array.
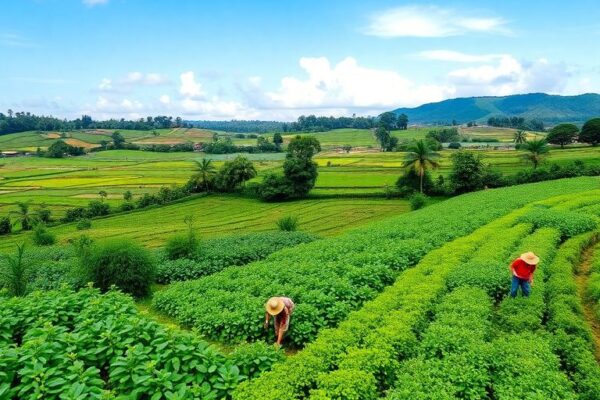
[
  {"xmin": 513, "ymin": 130, "xmax": 527, "ymax": 144},
  {"xmin": 522, "ymin": 138, "xmax": 549, "ymax": 169},
  {"xmin": 273, "ymin": 132, "xmax": 283, "ymax": 149},
  {"xmin": 580, "ymin": 118, "xmax": 600, "ymax": 146},
  {"xmin": 546, "ymin": 123, "xmax": 578, "ymax": 148},
  {"xmin": 112, "ymin": 131, "xmax": 126, "ymax": 149},
  {"xmin": 194, "ymin": 158, "xmax": 217, "ymax": 192},
  {"xmin": 378, "ymin": 112, "xmax": 398, "ymax": 131},
  {"xmin": 11, "ymin": 201, "xmax": 35, "ymax": 231},
  {"xmin": 403, "ymin": 140, "xmax": 440, "ymax": 193},
  {"xmin": 397, "ymin": 113, "xmax": 409, "ymax": 130},
  {"xmin": 283, "ymin": 136, "xmax": 321, "ymax": 197}
]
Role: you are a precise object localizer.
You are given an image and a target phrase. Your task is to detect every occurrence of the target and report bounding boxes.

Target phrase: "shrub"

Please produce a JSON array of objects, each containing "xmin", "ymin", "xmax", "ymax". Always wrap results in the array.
[
  {"xmin": 118, "ymin": 201, "xmax": 136, "ymax": 212},
  {"xmin": 87, "ymin": 200, "xmax": 110, "ymax": 217},
  {"xmin": 76, "ymin": 218, "xmax": 92, "ymax": 230},
  {"xmin": 277, "ymin": 216, "xmax": 299, "ymax": 232},
  {"xmin": 0, "ymin": 216, "xmax": 11, "ymax": 235},
  {"xmin": 32, "ymin": 223, "xmax": 56, "ymax": 246},
  {"xmin": 409, "ymin": 193, "xmax": 427, "ymax": 210},
  {"xmin": 448, "ymin": 142, "xmax": 461, "ymax": 149},
  {"xmin": 84, "ymin": 240, "xmax": 156, "ymax": 298},
  {"xmin": 0, "ymin": 287, "xmax": 263, "ymax": 398},
  {"xmin": 446, "ymin": 261, "xmax": 510, "ymax": 301},
  {"xmin": 0, "ymin": 244, "xmax": 27, "ymax": 296},
  {"xmin": 517, "ymin": 208, "xmax": 597, "ymax": 239},
  {"xmin": 156, "ymin": 232, "xmax": 318, "ymax": 284},
  {"xmin": 229, "ymin": 342, "xmax": 284, "ymax": 380},
  {"xmin": 254, "ymin": 173, "xmax": 294, "ymax": 201},
  {"xmin": 165, "ymin": 233, "xmax": 199, "ymax": 260}
]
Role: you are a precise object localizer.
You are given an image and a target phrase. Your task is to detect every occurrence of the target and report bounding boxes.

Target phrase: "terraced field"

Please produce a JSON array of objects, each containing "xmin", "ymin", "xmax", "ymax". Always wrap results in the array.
[
  {"xmin": 2, "ymin": 176, "xmax": 600, "ymax": 399},
  {"xmin": 0, "ymin": 195, "xmax": 410, "ymax": 250}
]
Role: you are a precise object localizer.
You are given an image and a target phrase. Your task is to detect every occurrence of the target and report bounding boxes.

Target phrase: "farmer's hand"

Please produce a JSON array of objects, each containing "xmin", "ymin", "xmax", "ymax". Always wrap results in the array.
[{"xmin": 263, "ymin": 321, "xmax": 269, "ymax": 330}]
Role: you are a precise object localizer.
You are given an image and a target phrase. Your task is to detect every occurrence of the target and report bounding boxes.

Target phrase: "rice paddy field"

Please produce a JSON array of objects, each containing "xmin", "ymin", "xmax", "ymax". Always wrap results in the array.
[{"xmin": 0, "ymin": 195, "xmax": 410, "ymax": 250}]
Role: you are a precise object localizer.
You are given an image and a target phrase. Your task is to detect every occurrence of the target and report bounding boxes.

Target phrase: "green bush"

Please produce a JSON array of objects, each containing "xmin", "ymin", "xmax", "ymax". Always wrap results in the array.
[
  {"xmin": 156, "ymin": 231, "xmax": 317, "ymax": 283},
  {"xmin": 409, "ymin": 193, "xmax": 427, "ymax": 210},
  {"xmin": 76, "ymin": 218, "xmax": 92, "ymax": 230},
  {"xmin": 276, "ymin": 215, "xmax": 299, "ymax": 232},
  {"xmin": 31, "ymin": 223, "xmax": 56, "ymax": 246},
  {"xmin": 0, "ymin": 244, "xmax": 27, "ymax": 297},
  {"xmin": 446, "ymin": 261, "xmax": 510, "ymax": 301},
  {"xmin": 164, "ymin": 232, "xmax": 199, "ymax": 260},
  {"xmin": 84, "ymin": 240, "xmax": 156, "ymax": 298},
  {"xmin": 229, "ymin": 342, "xmax": 284, "ymax": 380},
  {"xmin": 0, "ymin": 216, "xmax": 11, "ymax": 235},
  {"xmin": 517, "ymin": 208, "xmax": 597, "ymax": 239},
  {"xmin": 0, "ymin": 287, "xmax": 266, "ymax": 398},
  {"xmin": 313, "ymin": 369, "xmax": 378, "ymax": 400}
]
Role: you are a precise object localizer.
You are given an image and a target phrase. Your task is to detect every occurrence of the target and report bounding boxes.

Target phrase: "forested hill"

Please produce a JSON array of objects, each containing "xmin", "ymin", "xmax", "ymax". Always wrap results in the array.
[{"xmin": 392, "ymin": 93, "xmax": 600, "ymax": 125}]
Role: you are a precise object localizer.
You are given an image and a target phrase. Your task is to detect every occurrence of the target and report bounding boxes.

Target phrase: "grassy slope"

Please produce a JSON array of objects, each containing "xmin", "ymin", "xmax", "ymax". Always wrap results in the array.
[{"xmin": 0, "ymin": 195, "xmax": 409, "ymax": 251}]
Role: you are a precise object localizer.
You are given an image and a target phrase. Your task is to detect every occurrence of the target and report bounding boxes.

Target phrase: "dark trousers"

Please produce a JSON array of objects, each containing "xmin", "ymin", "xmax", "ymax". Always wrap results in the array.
[{"xmin": 510, "ymin": 276, "xmax": 531, "ymax": 298}]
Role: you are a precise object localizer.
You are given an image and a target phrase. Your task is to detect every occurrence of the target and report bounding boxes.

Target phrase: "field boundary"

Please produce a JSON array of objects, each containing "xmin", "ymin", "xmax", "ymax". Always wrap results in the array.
[{"xmin": 574, "ymin": 235, "xmax": 600, "ymax": 361}]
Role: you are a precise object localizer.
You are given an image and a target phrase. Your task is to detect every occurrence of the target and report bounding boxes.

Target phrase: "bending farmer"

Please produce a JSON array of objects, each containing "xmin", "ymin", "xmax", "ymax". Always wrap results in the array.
[
  {"xmin": 509, "ymin": 251, "xmax": 539, "ymax": 298},
  {"xmin": 264, "ymin": 297, "xmax": 295, "ymax": 345}
]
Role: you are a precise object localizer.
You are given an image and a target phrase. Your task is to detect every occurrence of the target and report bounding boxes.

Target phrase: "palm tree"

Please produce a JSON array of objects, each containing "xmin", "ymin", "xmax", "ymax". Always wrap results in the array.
[
  {"xmin": 403, "ymin": 140, "xmax": 440, "ymax": 193},
  {"xmin": 513, "ymin": 130, "xmax": 527, "ymax": 145},
  {"xmin": 2, "ymin": 244, "xmax": 27, "ymax": 296},
  {"xmin": 11, "ymin": 201, "xmax": 35, "ymax": 231},
  {"xmin": 194, "ymin": 158, "xmax": 217, "ymax": 192},
  {"xmin": 522, "ymin": 138, "xmax": 549, "ymax": 169}
]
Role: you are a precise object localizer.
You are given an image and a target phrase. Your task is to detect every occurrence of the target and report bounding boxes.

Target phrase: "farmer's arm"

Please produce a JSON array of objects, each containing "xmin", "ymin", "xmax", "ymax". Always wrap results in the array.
[
  {"xmin": 276, "ymin": 328, "xmax": 284, "ymax": 345},
  {"xmin": 529, "ymin": 264, "xmax": 537, "ymax": 283},
  {"xmin": 264, "ymin": 312, "xmax": 270, "ymax": 329}
]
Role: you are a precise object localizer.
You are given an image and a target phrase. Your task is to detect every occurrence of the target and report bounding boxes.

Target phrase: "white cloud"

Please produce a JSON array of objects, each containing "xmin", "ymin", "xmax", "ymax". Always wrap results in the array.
[
  {"xmin": 97, "ymin": 72, "xmax": 170, "ymax": 93},
  {"xmin": 447, "ymin": 55, "xmax": 570, "ymax": 96},
  {"xmin": 98, "ymin": 78, "xmax": 112, "ymax": 90},
  {"xmin": 159, "ymin": 95, "xmax": 171, "ymax": 104},
  {"xmin": 263, "ymin": 56, "xmax": 452, "ymax": 114},
  {"xmin": 83, "ymin": 0, "xmax": 109, "ymax": 6},
  {"xmin": 179, "ymin": 71, "xmax": 204, "ymax": 98},
  {"xmin": 419, "ymin": 50, "xmax": 503, "ymax": 63},
  {"xmin": 365, "ymin": 5, "xmax": 510, "ymax": 38},
  {"xmin": 1, "ymin": 33, "xmax": 35, "ymax": 48},
  {"xmin": 95, "ymin": 96, "xmax": 144, "ymax": 113}
]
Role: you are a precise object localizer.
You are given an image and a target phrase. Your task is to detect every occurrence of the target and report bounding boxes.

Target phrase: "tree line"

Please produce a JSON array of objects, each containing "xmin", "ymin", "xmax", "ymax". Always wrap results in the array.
[
  {"xmin": 0, "ymin": 110, "xmax": 190, "ymax": 135},
  {"xmin": 487, "ymin": 116, "xmax": 545, "ymax": 131}
]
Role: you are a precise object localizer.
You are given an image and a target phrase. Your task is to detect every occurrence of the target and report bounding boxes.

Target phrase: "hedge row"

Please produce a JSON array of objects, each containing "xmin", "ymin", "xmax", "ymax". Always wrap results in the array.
[
  {"xmin": 490, "ymin": 227, "xmax": 579, "ymax": 399},
  {"xmin": 0, "ymin": 287, "xmax": 281, "ymax": 399},
  {"xmin": 517, "ymin": 207, "xmax": 598, "ymax": 239},
  {"xmin": 548, "ymin": 233, "xmax": 600, "ymax": 400},
  {"xmin": 387, "ymin": 225, "xmax": 545, "ymax": 399},
  {"xmin": 153, "ymin": 179, "xmax": 600, "ymax": 346},
  {"xmin": 233, "ymin": 209, "xmax": 530, "ymax": 399},
  {"xmin": 156, "ymin": 232, "xmax": 318, "ymax": 284},
  {"xmin": 586, "ymin": 241, "xmax": 600, "ymax": 320}
]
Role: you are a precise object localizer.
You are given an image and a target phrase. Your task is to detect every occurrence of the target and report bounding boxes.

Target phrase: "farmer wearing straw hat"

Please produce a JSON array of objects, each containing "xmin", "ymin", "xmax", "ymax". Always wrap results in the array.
[
  {"xmin": 509, "ymin": 252, "xmax": 540, "ymax": 298},
  {"xmin": 264, "ymin": 297, "xmax": 295, "ymax": 345}
]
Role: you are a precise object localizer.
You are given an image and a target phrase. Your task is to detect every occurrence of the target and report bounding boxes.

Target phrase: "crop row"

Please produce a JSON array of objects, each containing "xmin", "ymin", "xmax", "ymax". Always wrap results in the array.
[
  {"xmin": 586, "ymin": 241, "xmax": 600, "ymax": 321},
  {"xmin": 548, "ymin": 232, "xmax": 600, "ymax": 400},
  {"xmin": 0, "ymin": 287, "xmax": 281, "ymax": 399},
  {"xmin": 153, "ymin": 179, "xmax": 600, "ymax": 346},
  {"xmin": 233, "ymin": 208, "xmax": 531, "ymax": 399},
  {"xmin": 156, "ymin": 231, "xmax": 318, "ymax": 283}
]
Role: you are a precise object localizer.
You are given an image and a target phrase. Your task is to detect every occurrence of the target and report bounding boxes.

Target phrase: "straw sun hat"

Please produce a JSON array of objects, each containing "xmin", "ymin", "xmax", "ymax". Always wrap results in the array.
[
  {"xmin": 520, "ymin": 252, "xmax": 540, "ymax": 265},
  {"xmin": 265, "ymin": 297, "xmax": 284, "ymax": 316}
]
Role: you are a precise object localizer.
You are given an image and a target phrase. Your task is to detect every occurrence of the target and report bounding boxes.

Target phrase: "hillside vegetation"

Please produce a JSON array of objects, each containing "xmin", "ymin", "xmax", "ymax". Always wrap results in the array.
[{"xmin": 393, "ymin": 93, "xmax": 600, "ymax": 125}]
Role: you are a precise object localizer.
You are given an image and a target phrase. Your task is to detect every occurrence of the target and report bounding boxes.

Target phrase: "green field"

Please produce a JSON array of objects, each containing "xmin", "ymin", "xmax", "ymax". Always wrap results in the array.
[{"xmin": 0, "ymin": 195, "xmax": 409, "ymax": 250}]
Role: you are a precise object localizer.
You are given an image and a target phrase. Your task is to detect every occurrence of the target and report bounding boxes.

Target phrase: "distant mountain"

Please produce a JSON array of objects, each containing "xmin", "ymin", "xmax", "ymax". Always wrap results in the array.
[{"xmin": 392, "ymin": 93, "xmax": 600, "ymax": 125}]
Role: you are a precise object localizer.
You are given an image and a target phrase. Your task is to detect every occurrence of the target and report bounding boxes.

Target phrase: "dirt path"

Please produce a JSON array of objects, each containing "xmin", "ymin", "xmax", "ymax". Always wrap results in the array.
[{"xmin": 574, "ymin": 242, "xmax": 600, "ymax": 361}]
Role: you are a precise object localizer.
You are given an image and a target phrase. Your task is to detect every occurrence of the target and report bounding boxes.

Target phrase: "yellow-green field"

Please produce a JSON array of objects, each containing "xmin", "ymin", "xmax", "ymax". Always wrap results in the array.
[{"xmin": 0, "ymin": 195, "xmax": 410, "ymax": 251}]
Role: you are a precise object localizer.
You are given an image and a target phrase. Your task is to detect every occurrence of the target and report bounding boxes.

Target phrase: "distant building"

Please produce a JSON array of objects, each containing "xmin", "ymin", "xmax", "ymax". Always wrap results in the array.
[{"xmin": 1, "ymin": 151, "xmax": 20, "ymax": 157}]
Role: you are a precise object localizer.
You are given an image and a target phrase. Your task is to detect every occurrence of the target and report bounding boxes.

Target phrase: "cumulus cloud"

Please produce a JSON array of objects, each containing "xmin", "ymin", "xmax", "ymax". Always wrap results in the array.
[
  {"xmin": 159, "ymin": 95, "xmax": 171, "ymax": 104},
  {"xmin": 261, "ymin": 56, "xmax": 452, "ymax": 114},
  {"xmin": 447, "ymin": 55, "xmax": 570, "ymax": 96},
  {"xmin": 365, "ymin": 5, "xmax": 510, "ymax": 38},
  {"xmin": 83, "ymin": 0, "xmax": 109, "ymax": 6},
  {"xmin": 419, "ymin": 50, "xmax": 503, "ymax": 63},
  {"xmin": 179, "ymin": 71, "xmax": 204, "ymax": 98},
  {"xmin": 97, "ymin": 72, "xmax": 170, "ymax": 93}
]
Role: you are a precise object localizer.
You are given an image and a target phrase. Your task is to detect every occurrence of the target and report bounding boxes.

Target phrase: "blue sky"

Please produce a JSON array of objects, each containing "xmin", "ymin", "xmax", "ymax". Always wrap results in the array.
[{"xmin": 1, "ymin": 0, "xmax": 599, "ymax": 120}]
